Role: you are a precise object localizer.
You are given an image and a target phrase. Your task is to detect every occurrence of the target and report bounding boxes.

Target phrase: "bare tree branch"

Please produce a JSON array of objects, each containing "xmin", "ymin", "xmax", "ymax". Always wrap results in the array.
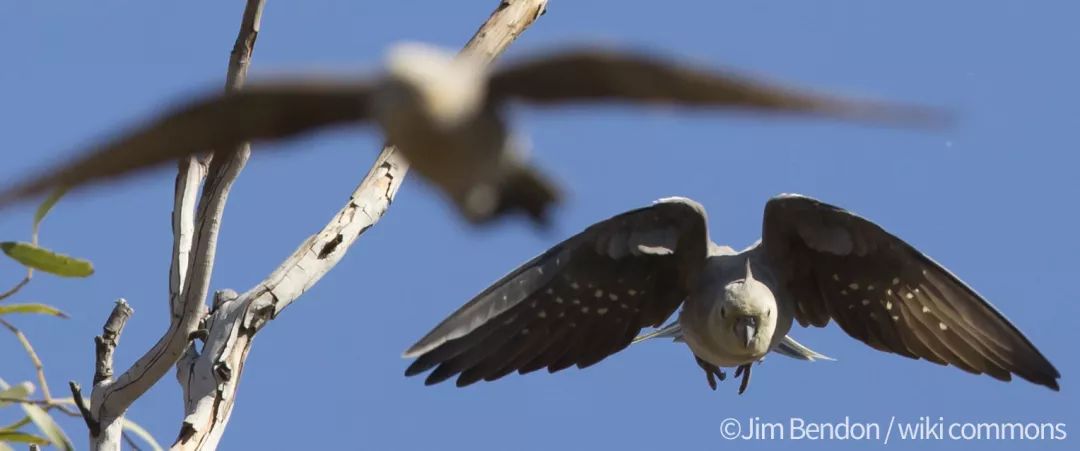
[
  {"xmin": 79, "ymin": 2, "xmax": 266, "ymax": 450},
  {"xmin": 69, "ymin": 299, "xmax": 133, "ymax": 447},
  {"xmin": 0, "ymin": 397, "xmax": 60, "ymax": 406},
  {"xmin": 93, "ymin": 300, "xmax": 133, "ymax": 385},
  {"xmin": 169, "ymin": 156, "xmax": 207, "ymax": 316},
  {"xmin": 0, "ymin": 271, "xmax": 31, "ymax": 301},
  {"xmin": 171, "ymin": 1, "xmax": 549, "ymax": 449},
  {"xmin": 69, "ymin": 382, "xmax": 96, "ymax": 436},
  {"xmin": 63, "ymin": 0, "xmax": 547, "ymax": 449},
  {"xmin": 1, "ymin": 318, "xmax": 55, "ymax": 406},
  {"xmin": 0, "ymin": 316, "xmax": 79, "ymax": 419}
]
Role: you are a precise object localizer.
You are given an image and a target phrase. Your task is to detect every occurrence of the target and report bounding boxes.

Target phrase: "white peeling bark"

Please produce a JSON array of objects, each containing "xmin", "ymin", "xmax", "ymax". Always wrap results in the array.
[
  {"xmin": 169, "ymin": 156, "xmax": 207, "ymax": 316},
  {"xmin": 172, "ymin": 150, "xmax": 408, "ymax": 450},
  {"xmin": 70, "ymin": 0, "xmax": 547, "ymax": 449},
  {"xmin": 171, "ymin": 1, "xmax": 549, "ymax": 449},
  {"xmin": 69, "ymin": 299, "xmax": 134, "ymax": 451},
  {"xmin": 77, "ymin": 1, "xmax": 267, "ymax": 450}
]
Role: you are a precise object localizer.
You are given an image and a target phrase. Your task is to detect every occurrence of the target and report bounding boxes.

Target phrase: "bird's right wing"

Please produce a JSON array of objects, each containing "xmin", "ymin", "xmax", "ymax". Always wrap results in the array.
[
  {"xmin": 0, "ymin": 80, "xmax": 373, "ymax": 208},
  {"xmin": 761, "ymin": 194, "xmax": 1060, "ymax": 390},
  {"xmin": 487, "ymin": 48, "xmax": 943, "ymax": 126},
  {"xmin": 403, "ymin": 197, "xmax": 710, "ymax": 386}
]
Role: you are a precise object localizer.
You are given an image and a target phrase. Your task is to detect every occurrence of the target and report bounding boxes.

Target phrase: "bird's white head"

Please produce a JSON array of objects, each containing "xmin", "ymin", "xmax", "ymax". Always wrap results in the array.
[
  {"xmin": 713, "ymin": 259, "xmax": 778, "ymax": 359},
  {"xmin": 377, "ymin": 42, "xmax": 488, "ymax": 129}
]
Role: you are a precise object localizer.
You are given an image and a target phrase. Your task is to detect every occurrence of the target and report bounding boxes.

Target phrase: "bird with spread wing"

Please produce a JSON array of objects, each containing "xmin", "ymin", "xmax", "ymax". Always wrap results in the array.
[
  {"xmin": 0, "ymin": 44, "xmax": 942, "ymax": 225},
  {"xmin": 403, "ymin": 195, "xmax": 1059, "ymax": 393}
]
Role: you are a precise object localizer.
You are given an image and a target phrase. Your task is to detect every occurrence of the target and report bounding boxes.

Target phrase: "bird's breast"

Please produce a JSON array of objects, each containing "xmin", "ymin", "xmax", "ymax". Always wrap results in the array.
[
  {"xmin": 378, "ymin": 107, "xmax": 513, "ymax": 211},
  {"xmin": 678, "ymin": 305, "xmax": 762, "ymax": 368}
]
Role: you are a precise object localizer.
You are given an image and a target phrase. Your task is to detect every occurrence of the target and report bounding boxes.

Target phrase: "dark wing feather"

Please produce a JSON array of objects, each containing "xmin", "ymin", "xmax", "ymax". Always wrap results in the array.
[
  {"xmin": 0, "ymin": 80, "xmax": 372, "ymax": 207},
  {"xmin": 404, "ymin": 198, "xmax": 709, "ymax": 386},
  {"xmin": 761, "ymin": 194, "xmax": 1060, "ymax": 390},
  {"xmin": 487, "ymin": 48, "xmax": 943, "ymax": 126}
]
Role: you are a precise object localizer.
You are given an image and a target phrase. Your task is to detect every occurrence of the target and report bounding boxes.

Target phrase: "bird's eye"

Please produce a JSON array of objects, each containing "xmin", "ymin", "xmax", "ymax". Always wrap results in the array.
[{"xmin": 767, "ymin": 308, "xmax": 772, "ymax": 317}]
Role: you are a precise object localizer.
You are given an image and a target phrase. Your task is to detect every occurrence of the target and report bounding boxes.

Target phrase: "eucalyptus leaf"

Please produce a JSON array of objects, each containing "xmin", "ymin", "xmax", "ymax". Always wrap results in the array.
[
  {"xmin": 21, "ymin": 403, "xmax": 73, "ymax": 451},
  {"xmin": 0, "ymin": 416, "xmax": 32, "ymax": 433},
  {"xmin": 0, "ymin": 242, "xmax": 93, "ymax": 278},
  {"xmin": 0, "ymin": 381, "xmax": 34, "ymax": 408},
  {"xmin": 0, "ymin": 303, "xmax": 68, "ymax": 318},
  {"xmin": 122, "ymin": 418, "xmax": 165, "ymax": 451},
  {"xmin": 0, "ymin": 431, "xmax": 50, "ymax": 445},
  {"xmin": 32, "ymin": 187, "xmax": 67, "ymax": 240}
]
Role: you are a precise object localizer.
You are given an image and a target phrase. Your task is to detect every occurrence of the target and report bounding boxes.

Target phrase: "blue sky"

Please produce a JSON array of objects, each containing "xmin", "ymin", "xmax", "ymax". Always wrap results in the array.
[{"xmin": 1, "ymin": 1, "xmax": 1077, "ymax": 450}]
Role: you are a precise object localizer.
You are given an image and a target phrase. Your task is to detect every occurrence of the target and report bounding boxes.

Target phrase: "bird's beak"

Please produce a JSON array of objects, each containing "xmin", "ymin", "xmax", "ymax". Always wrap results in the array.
[{"xmin": 736, "ymin": 316, "xmax": 758, "ymax": 349}]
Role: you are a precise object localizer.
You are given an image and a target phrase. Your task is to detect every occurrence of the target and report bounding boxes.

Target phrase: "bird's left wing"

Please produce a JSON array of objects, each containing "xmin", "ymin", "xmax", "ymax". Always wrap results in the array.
[
  {"xmin": 403, "ymin": 197, "xmax": 709, "ymax": 386},
  {"xmin": 0, "ymin": 80, "xmax": 373, "ymax": 208},
  {"xmin": 487, "ymin": 48, "xmax": 943, "ymax": 126},
  {"xmin": 761, "ymin": 194, "xmax": 1060, "ymax": 390}
]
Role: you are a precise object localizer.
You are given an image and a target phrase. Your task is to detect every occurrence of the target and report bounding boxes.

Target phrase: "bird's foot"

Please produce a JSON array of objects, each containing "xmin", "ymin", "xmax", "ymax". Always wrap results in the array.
[
  {"xmin": 695, "ymin": 356, "xmax": 726, "ymax": 391},
  {"xmin": 733, "ymin": 363, "xmax": 753, "ymax": 395}
]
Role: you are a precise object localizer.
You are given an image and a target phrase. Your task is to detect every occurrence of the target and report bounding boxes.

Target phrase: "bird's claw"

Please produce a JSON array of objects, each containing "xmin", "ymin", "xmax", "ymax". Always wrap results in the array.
[
  {"xmin": 705, "ymin": 368, "xmax": 727, "ymax": 390},
  {"xmin": 696, "ymin": 356, "xmax": 754, "ymax": 394},
  {"xmin": 733, "ymin": 363, "xmax": 752, "ymax": 395},
  {"xmin": 696, "ymin": 356, "xmax": 726, "ymax": 391}
]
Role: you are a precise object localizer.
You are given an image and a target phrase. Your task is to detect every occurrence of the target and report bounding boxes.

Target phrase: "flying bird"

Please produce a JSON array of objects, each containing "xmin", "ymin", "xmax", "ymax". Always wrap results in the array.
[
  {"xmin": 0, "ymin": 44, "xmax": 943, "ymax": 225},
  {"xmin": 402, "ymin": 195, "xmax": 1060, "ymax": 393}
]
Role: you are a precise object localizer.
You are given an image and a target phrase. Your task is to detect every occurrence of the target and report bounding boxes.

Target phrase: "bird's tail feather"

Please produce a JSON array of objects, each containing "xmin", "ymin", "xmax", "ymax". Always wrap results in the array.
[
  {"xmin": 633, "ymin": 324, "xmax": 834, "ymax": 363},
  {"xmin": 491, "ymin": 166, "xmax": 561, "ymax": 225},
  {"xmin": 774, "ymin": 336, "xmax": 834, "ymax": 362},
  {"xmin": 632, "ymin": 322, "xmax": 683, "ymax": 344}
]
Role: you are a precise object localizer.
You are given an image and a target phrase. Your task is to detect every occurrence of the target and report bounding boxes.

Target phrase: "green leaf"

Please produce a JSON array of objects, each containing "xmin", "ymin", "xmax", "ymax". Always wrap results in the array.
[
  {"xmin": 0, "ymin": 303, "xmax": 68, "ymax": 318},
  {"xmin": 21, "ymin": 403, "xmax": 73, "ymax": 451},
  {"xmin": 32, "ymin": 187, "xmax": 68, "ymax": 238},
  {"xmin": 0, "ymin": 381, "xmax": 34, "ymax": 408},
  {"xmin": 122, "ymin": 418, "xmax": 165, "ymax": 451},
  {"xmin": 0, "ymin": 431, "xmax": 50, "ymax": 445},
  {"xmin": 0, "ymin": 416, "xmax": 32, "ymax": 433},
  {"xmin": 0, "ymin": 242, "xmax": 94, "ymax": 278}
]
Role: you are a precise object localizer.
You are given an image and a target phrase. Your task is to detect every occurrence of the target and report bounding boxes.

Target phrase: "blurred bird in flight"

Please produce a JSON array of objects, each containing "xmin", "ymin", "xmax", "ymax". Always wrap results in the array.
[{"xmin": 0, "ymin": 43, "xmax": 944, "ymax": 225}]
